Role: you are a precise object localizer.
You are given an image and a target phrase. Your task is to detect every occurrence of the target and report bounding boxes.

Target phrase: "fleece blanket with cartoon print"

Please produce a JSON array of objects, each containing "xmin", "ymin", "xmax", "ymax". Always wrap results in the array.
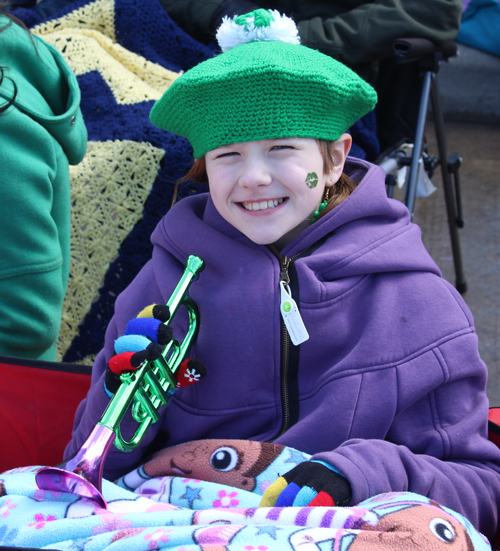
[{"xmin": 0, "ymin": 440, "xmax": 491, "ymax": 550}]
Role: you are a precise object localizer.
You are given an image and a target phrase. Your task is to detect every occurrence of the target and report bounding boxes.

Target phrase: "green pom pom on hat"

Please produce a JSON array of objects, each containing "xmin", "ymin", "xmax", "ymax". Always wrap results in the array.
[{"xmin": 150, "ymin": 10, "xmax": 377, "ymax": 159}]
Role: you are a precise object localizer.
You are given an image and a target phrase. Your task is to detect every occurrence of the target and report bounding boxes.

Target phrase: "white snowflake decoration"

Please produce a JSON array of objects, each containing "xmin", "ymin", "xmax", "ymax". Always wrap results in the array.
[{"xmin": 216, "ymin": 9, "xmax": 300, "ymax": 53}]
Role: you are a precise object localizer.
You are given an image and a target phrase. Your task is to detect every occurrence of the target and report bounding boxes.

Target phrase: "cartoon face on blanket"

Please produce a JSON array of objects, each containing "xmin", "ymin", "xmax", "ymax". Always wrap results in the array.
[
  {"xmin": 143, "ymin": 439, "xmax": 285, "ymax": 491},
  {"xmin": 347, "ymin": 499, "xmax": 474, "ymax": 551},
  {"xmin": 188, "ymin": 491, "xmax": 477, "ymax": 551}
]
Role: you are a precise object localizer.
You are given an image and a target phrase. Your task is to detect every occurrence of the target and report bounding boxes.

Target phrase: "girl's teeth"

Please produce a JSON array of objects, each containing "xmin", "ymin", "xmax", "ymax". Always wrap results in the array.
[{"xmin": 243, "ymin": 198, "xmax": 284, "ymax": 211}]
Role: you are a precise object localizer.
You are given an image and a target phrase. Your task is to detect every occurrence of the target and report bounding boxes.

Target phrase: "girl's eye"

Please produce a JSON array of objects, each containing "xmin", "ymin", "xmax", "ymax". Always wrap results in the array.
[
  {"xmin": 216, "ymin": 151, "xmax": 239, "ymax": 159},
  {"xmin": 271, "ymin": 145, "xmax": 293, "ymax": 151}
]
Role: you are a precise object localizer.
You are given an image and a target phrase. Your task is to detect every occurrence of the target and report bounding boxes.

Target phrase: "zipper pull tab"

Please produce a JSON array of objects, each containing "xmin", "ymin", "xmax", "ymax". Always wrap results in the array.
[
  {"xmin": 280, "ymin": 281, "xmax": 309, "ymax": 346},
  {"xmin": 280, "ymin": 256, "xmax": 291, "ymax": 285}
]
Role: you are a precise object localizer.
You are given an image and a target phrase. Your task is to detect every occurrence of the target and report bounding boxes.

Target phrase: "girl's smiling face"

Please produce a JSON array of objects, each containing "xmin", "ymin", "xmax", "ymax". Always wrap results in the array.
[{"xmin": 205, "ymin": 136, "xmax": 350, "ymax": 249}]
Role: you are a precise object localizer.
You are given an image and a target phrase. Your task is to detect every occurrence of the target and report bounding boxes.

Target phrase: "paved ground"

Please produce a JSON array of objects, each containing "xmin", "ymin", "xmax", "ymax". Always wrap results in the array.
[
  {"xmin": 407, "ymin": 119, "xmax": 500, "ymax": 405},
  {"xmin": 439, "ymin": 44, "xmax": 500, "ymax": 123}
]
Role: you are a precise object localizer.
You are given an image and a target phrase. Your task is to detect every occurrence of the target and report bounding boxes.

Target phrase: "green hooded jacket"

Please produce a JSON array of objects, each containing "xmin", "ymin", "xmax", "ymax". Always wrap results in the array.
[{"xmin": 0, "ymin": 16, "xmax": 87, "ymax": 361}]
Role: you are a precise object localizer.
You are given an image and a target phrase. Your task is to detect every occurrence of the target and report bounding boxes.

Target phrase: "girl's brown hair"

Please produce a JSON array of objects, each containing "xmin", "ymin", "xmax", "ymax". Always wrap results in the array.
[
  {"xmin": 174, "ymin": 139, "xmax": 356, "ymax": 219},
  {"xmin": 316, "ymin": 140, "xmax": 356, "ymax": 220}
]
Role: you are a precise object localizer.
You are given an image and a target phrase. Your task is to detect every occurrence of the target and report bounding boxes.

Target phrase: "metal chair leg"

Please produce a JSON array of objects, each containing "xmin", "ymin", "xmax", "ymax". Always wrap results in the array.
[
  {"xmin": 383, "ymin": 38, "xmax": 467, "ymax": 293},
  {"xmin": 448, "ymin": 151, "xmax": 465, "ymax": 228},
  {"xmin": 386, "ymin": 173, "xmax": 397, "ymax": 198},
  {"xmin": 430, "ymin": 75, "xmax": 467, "ymax": 293},
  {"xmin": 405, "ymin": 71, "xmax": 433, "ymax": 216}
]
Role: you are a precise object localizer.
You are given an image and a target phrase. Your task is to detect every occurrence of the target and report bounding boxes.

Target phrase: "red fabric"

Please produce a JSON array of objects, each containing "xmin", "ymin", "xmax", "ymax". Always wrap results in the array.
[
  {"xmin": 489, "ymin": 407, "xmax": 500, "ymax": 426},
  {"xmin": 176, "ymin": 358, "xmax": 206, "ymax": 388},
  {"xmin": 108, "ymin": 352, "xmax": 136, "ymax": 374},
  {"xmin": 176, "ymin": 359, "xmax": 194, "ymax": 388},
  {"xmin": 0, "ymin": 358, "xmax": 91, "ymax": 473},
  {"xmin": 308, "ymin": 491, "xmax": 335, "ymax": 507},
  {"xmin": 489, "ymin": 407, "xmax": 500, "ymax": 450}
]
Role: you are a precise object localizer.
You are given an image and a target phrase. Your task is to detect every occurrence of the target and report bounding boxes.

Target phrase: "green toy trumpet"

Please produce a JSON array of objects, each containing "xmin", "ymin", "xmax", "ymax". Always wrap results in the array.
[{"xmin": 35, "ymin": 255, "xmax": 205, "ymax": 508}]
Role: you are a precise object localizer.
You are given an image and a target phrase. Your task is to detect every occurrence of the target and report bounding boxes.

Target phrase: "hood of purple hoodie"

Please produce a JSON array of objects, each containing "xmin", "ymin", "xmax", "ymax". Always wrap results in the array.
[{"xmin": 153, "ymin": 157, "xmax": 440, "ymax": 284}]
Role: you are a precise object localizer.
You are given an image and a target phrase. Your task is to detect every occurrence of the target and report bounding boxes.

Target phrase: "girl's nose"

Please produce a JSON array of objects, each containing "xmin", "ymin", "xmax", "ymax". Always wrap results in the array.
[{"xmin": 238, "ymin": 160, "xmax": 272, "ymax": 189}]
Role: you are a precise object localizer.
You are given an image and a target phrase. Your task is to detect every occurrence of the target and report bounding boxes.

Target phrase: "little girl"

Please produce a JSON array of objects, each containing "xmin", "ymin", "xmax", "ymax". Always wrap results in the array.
[{"xmin": 65, "ymin": 9, "xmax": 500, "ymax": 541}]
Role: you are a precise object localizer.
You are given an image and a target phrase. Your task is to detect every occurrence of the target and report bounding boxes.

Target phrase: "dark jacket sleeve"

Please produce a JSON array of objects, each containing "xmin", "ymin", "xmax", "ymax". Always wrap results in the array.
[
  {"xmin": 158, "ymin": 0, "xmax": 462, "ymax": 67},
  {"xmin": 297, "ymin": 0, "xmax": 463, "ymax": 66},
  {"xmin": 157, "ymin": 0, "xmax": 226, "ymax": 44}
]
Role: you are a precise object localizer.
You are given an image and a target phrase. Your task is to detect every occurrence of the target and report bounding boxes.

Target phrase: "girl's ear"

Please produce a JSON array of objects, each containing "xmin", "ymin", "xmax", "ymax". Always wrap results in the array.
[{"xmin": 326, "ymin": 133, "xmax": 352, "ymax": 186}]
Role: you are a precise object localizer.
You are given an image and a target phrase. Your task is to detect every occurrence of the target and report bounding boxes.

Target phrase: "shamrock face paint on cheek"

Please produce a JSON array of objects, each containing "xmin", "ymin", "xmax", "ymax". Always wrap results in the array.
[{"xmin": 305, "ymin": 172, "xmax": 319, "ymax": 188}]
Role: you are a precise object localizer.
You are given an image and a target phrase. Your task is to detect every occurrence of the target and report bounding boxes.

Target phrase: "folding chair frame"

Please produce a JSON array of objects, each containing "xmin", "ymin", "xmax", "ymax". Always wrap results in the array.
[{"xmin": 382, "ymin": 39, "xmax": 467, "ymax": 294}]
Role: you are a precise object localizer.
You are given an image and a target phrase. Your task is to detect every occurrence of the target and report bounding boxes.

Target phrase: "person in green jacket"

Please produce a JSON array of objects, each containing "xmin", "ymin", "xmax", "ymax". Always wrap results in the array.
[{"xmin": 0, "ymin": 8, "xmax": 87, "ymax": 361}]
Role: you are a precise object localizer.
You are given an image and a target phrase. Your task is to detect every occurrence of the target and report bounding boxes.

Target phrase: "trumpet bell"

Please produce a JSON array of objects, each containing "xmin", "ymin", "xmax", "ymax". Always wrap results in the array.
[
  {"xmin": 36, "ymin": 423, "xmax": 115, "ymax": 508},
  {"xmin": 36, "ymin": 468, "xmax": 107, "ymax": 508}
]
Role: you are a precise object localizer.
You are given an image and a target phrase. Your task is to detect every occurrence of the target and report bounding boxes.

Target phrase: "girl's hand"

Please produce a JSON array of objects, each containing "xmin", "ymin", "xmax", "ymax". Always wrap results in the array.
[
  {"xmin": 260, "ymin": 461, "xmax": 352, "ymax": 508},
  {"xmin": 104, "ymin": 304, "xmax": 206, "ymax": 394}
]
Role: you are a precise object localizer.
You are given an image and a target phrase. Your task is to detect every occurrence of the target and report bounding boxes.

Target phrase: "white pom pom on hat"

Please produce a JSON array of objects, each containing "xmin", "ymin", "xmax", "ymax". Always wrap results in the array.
[{"xmin": 216, "ymin": 8, "xmax": 300, "ymax": 52}]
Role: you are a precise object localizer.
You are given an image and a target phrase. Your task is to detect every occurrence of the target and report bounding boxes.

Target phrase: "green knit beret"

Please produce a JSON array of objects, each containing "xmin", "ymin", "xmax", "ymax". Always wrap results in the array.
[{"xmin": 150, "ymin": 10, "xmax": 377, "ymax": 158}]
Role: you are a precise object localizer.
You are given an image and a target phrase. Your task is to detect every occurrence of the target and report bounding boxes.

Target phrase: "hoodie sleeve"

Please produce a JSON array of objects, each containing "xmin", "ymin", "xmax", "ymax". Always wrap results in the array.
[
  {"xmin": 0, "ymin": 105, "xmax": 70, "ymax": 361},
  {"xmin": 312, "ymin": 331, "xmax": 500, "ymax": 541}
]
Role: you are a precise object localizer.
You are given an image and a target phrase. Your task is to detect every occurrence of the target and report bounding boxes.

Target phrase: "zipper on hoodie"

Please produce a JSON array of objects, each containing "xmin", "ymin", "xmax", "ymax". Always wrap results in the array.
[
  {"xmin": 279, "ymin": 254, "xmax": 292, "ymax": 438},
  {"xmin": 268, "ymin": 245, "xmax": 312, "ymax": 440},
  {"xmin": 267, "ymin": 230, "xmax": 336, "ymax": 441}
]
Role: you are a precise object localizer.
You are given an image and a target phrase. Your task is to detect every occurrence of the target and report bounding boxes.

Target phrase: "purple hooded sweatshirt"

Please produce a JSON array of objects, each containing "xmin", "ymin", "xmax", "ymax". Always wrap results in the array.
[{"xmin": 66, "ymin": 157, "xmax": 500, "ymax": 539}]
